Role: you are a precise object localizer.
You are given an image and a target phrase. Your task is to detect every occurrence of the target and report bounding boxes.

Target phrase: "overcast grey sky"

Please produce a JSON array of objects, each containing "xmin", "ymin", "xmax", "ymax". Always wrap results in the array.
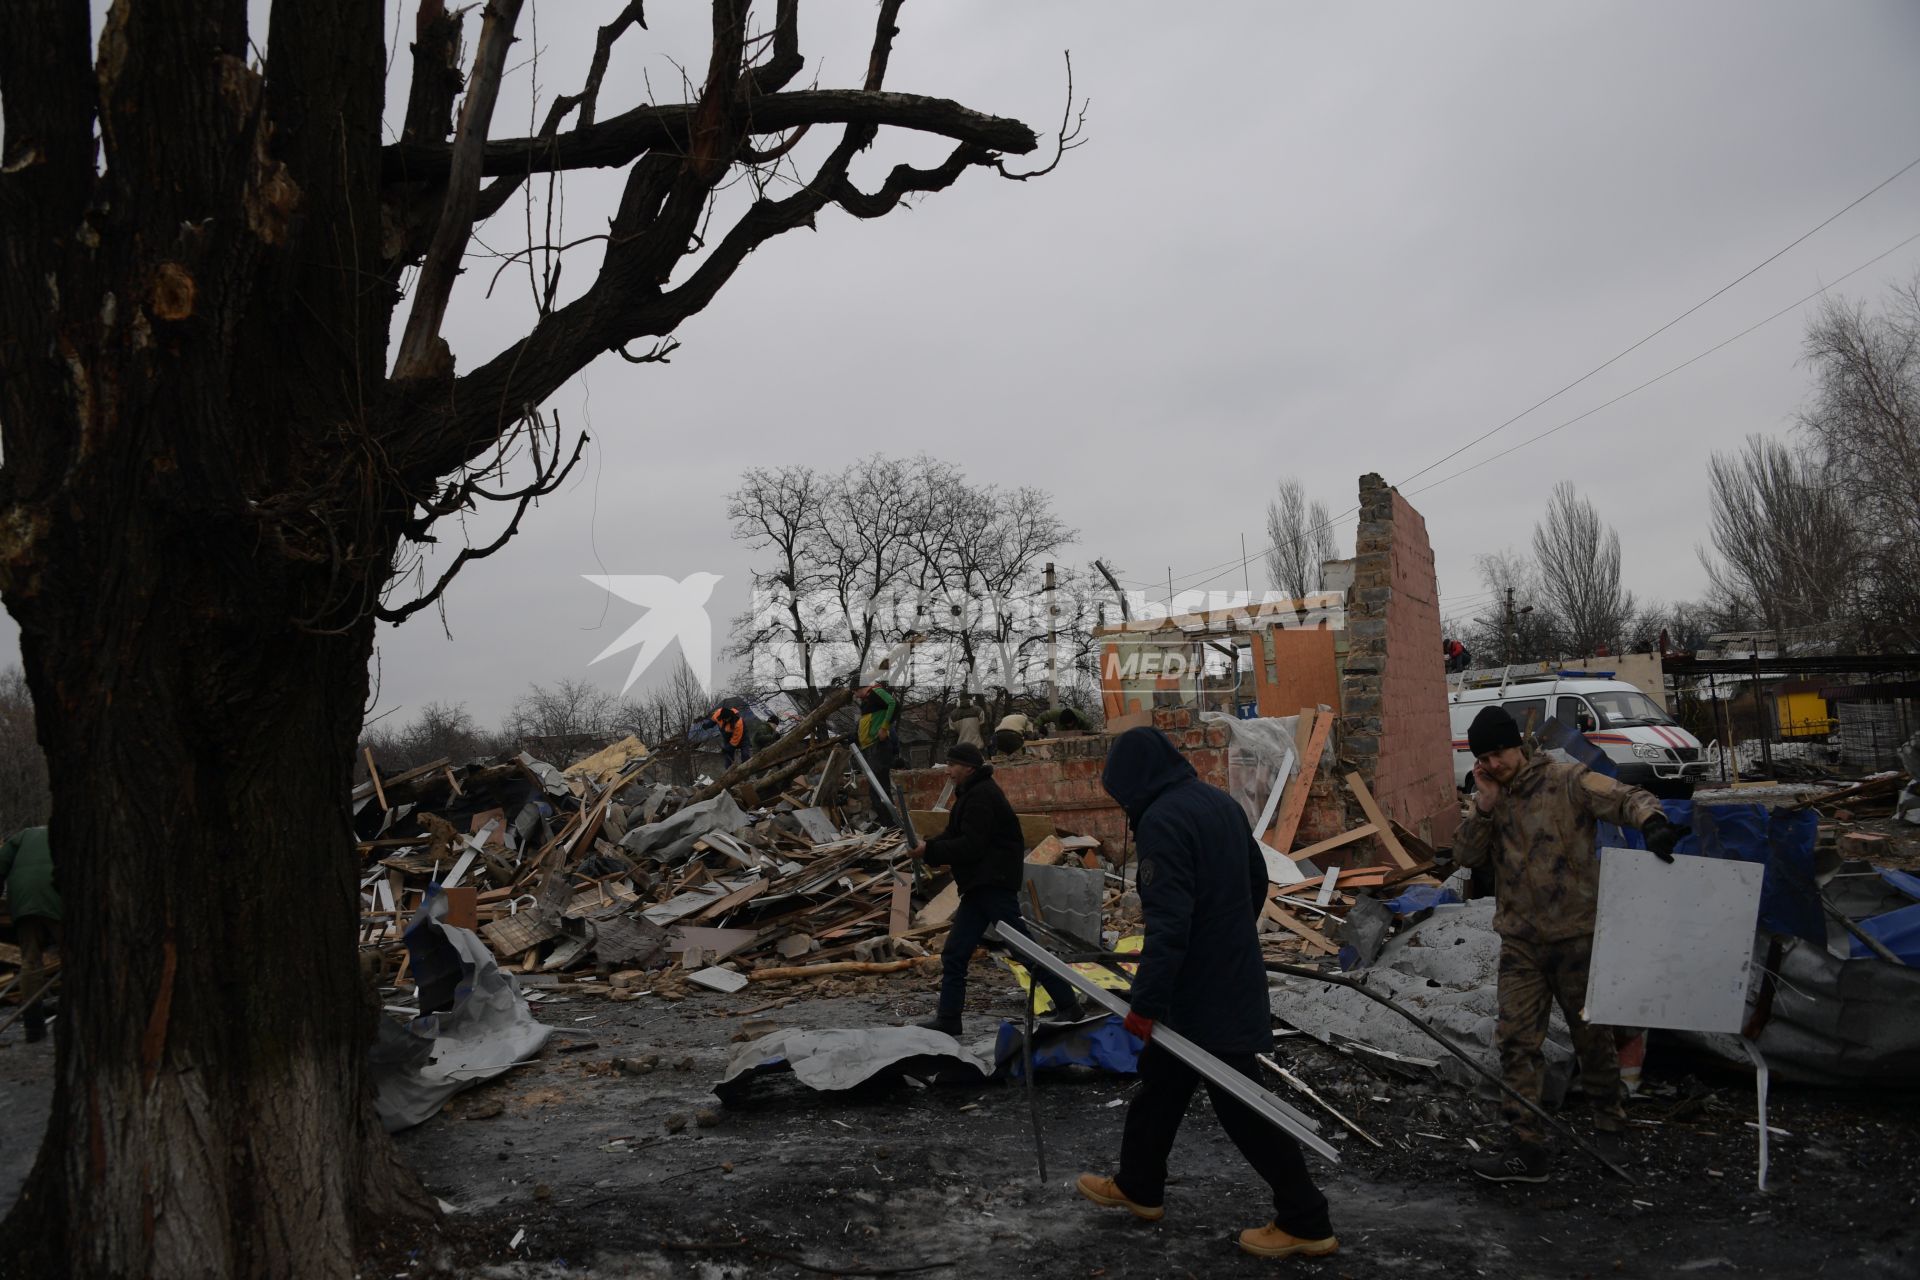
[{"xmin": 42, "ymin": 1, "xmax": 1920, "ymax": 728}]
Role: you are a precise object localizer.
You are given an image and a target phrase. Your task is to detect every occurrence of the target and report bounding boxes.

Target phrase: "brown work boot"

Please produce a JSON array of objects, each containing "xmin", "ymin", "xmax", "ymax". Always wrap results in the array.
[
  {"xmin": 1074, "ymin": 1173, "xmax": 1164, "ymax": 1221},
  {"xmin": 1238, "ymin": 1222, "xmax": 1339, "ymax": 1259}
]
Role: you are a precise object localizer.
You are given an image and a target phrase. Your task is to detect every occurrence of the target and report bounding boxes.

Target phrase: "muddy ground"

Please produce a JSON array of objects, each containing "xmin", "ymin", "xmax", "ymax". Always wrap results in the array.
[{"xmin": 3, "ymin": 957, "xmax": 1915, "ymax": 1280}]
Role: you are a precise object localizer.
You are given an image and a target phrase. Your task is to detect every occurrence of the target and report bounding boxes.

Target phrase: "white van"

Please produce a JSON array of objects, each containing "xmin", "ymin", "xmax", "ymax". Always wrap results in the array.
[{"xmin": 1448, "ymin": 674, "xmax": 1711, "ymax": 798}]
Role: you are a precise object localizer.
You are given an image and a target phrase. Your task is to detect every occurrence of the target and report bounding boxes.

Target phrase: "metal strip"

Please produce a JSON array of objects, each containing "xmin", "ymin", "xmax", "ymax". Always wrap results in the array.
[{"xmin": 990, "ymin": 922, "xmax": 1340, "ymax": 1163}]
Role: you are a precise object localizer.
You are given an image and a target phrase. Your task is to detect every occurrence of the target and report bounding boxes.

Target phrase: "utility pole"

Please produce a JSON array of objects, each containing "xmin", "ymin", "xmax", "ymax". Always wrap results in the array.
[
  {"xmin": 1045, "ymin": 561, "xmax": 1059, "ymax": 710},
  {"xmin": 1504, "ymin": 587, "xmax": 1517, "ymax": 667}
]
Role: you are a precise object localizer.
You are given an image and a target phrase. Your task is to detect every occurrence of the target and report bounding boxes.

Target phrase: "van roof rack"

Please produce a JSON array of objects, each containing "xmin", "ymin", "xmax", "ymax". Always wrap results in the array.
[{"xmin": 1449, "ymin": 664, "xmax": 1559, "ymax": 695}]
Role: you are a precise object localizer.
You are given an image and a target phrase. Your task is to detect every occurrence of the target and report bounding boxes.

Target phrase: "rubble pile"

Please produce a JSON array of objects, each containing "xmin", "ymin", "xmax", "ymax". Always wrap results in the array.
[{"xmin": 353, "ymin": 731, "xmax": 1096, "ymax": 1004}]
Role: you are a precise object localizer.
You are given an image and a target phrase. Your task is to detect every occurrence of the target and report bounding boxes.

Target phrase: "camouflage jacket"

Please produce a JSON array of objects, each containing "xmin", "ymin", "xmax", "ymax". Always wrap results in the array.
[{"xmin": 1453, "ymin": 751, "xmax": 1662, "ymax": 943}]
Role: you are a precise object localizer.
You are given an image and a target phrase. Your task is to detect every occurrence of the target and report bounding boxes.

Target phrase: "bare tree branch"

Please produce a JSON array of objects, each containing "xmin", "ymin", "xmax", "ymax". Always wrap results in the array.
[
  {"xmin": 997, "ymin": 51, "xmax": 1088, "ymax": 182},
  {"xmin": 393, "ymin": 0, "xmax": 527, "ymax": 381}
]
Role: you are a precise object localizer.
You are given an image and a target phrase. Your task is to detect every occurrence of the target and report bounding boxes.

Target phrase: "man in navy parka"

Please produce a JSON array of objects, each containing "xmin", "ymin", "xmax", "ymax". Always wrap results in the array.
[{"xmin": 1074, "ymin": 727, "xmax": 1338, "ymax": 1260}]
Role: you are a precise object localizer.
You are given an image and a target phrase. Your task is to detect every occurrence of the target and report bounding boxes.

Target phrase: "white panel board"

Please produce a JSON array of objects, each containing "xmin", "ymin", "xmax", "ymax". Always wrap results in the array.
[{"xmin": 1584, "ymin": 848, "xmax": 1764, "ymax": 1033}]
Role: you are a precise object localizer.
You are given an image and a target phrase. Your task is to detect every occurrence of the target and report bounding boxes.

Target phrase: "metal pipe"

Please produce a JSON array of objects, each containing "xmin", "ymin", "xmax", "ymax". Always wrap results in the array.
[
  {"xmin": 1265, "ymin": 961, "xmax": 1634, "ymax": 1182},
  {"xmin": 991, "ymin": 922, "xmax": 1339, "ymax": 1163},
  {"xmin": 1821, "ymin": 896, "xmax": 1910, "ymax": 968}
]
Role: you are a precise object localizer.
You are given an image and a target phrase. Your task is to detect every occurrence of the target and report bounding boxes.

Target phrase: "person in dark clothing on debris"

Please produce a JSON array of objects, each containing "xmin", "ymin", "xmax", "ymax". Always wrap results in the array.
[
  {"xmin": 0, "ymin": 825, "xmax": 61, "ymax": 1044},
  {"xmin": 710, "ymin": 704, "xmax": 751, "ymax": 769},
  {"xmin": 1076, "ymin": 727, "xmax": 1338, "ymax": 1261},
  {"xmin": 907, "ymin": 743, "xmax": 1085, "ymax": 1033}
]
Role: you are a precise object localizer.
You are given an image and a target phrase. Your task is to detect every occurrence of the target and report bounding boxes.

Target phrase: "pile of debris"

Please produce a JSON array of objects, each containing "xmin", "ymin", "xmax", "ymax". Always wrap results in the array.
[{"xmin": 354, "ymin": 690, "xmax": 1121, "ymax": 1006}]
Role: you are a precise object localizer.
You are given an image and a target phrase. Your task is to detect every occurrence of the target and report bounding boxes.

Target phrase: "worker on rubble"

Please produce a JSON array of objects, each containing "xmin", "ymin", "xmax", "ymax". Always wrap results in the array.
[
  {"xmin": 1453, "ymin": 704, "xmax": 1683, "ymax": 1183},
  {"xmin": 905, "ymin": 743, "xmax": 1085, "ymax": 1032},
  {"xmin": 991, "ymin": 709, "xmax": 1033, "ymax": 757},
  {"xmin": 0, "ymin": 824, "xmax": 61, "ymax": 1044},
  {"xmin": 948, "ymin": 697, "xmax": 986, "ymax": 753},
  {"xmin": 709, "ymin": 703, "xmax": 751, "ymax": 770},
  {"xmin": 1035, "ymin": 704, "xmax": 1090, "ymax": 735},
  {"xmin": 856, "ymin": 681, "xmax": 902, "ymax": 826},
  {"xmin": 1077, "ymin": 727, "xmax": 1338, "ymax": 1260}
]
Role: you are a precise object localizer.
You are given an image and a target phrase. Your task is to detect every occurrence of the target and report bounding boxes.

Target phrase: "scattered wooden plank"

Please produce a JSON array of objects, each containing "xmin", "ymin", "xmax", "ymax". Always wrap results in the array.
[
  {"xmin": 912, "ymin": 881, "xmax": 962, "ymax": 929},
  {"xmin": 364, "ymin": 749, "xmax": 389, "ymax": 812},
  {"xmin": 1344, "ymin": 773, "xmax": 1418, "ymax": 870},
  {"xmin": 747, "ymin": 957, "xmax": 936, "ymax": 982},
  {"xmin": 1288, "ymin": 823, "xmax": 1378, "ymax": 864},
  {"xmin": 888, "ymin": 871, "xmax": 911, "ymax": 937},
  {"xmin": 1261, "ymin": 900, "xmax": 1340, "ymax": 955},
  {"xmin": 1266, "ymin": 711, "xmax": 1334, "ymax": 854},
  {"xmin": 688, "ymin": 876, "xmax": 769, "ymax": 924}
]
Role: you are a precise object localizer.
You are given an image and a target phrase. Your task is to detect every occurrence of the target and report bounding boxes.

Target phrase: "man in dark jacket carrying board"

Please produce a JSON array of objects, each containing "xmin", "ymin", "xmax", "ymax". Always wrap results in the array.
[
  {"xmin": 1076, "ymin": 727, "xmax": 1338, "ymax": 1260},
  {"xmin": 908, "ymin": 744, "xmax": 1085, "ymax": 1033}
]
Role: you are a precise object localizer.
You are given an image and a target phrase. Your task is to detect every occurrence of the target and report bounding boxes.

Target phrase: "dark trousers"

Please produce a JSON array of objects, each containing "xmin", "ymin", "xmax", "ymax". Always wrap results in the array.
[
  {"xmin": 721, "ymin": 740, "xmax": 752, "ymax": 769},
  {"xmin": 18, "ymin": 916, "xmax": 60, "ymax": 1040},
  {"xmin": 862, "ymin": 740, "xmax": 903, "ymax": 830},
  {"xmin": 1496, "ymin": 934, "xmax": 1623, "ymax": 1146},
  {"xmin": 1117, "ymin": 1042, "xmax": 1333, "ymax": 1240},
  {"xmin": 938, "ymin": 888, "xmax": 1079, "ymax": 1018}
]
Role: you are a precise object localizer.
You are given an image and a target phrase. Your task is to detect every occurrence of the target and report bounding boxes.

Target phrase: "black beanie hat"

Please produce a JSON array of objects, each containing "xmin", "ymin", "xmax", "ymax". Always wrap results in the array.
[
  {"xmin": 946, "ymin": 743, "xmax": 985, "ymax": 769},
  {"xmin": 1467, "ymin": 705, "xmax": 1523, "ymax": 757}
]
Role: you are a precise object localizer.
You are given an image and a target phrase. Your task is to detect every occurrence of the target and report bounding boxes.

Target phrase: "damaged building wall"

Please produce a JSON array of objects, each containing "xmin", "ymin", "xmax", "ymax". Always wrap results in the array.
[
  {"xmin": 899, "ymin": 709, "xmax": 1345, "ymax": 854},
  {"xmin": 1341, "ymin": 474, "xmax": 1459, "ymax": 847}
]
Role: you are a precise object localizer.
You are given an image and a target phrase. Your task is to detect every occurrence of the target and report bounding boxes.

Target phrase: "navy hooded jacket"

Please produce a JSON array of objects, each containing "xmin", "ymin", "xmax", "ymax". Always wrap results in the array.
[{"xmin": 1102, "ymin": 727, "xmax": 1272, "ymax": 1055}]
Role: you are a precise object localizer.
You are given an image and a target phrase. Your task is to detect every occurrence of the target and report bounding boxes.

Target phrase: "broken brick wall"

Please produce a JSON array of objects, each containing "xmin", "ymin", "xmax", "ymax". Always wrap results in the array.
[
  {"xmin": 1339, "ymin": 474, "xmax": 1459, "ymax": 847},
  {"xmin": 899, "ymin": 709, "xmax": 1344, "ymax": 855}
]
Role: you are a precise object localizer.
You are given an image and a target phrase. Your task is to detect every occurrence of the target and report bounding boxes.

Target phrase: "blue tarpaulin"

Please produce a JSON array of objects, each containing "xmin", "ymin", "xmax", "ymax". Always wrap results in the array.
[
  {"xmin": 1851, "ymin": 870, "xmax": 1920, "ymax": 964},
  {"xmin": 1600, "ymin": 801, "xmax": 1823, "ymax": 945},
  {"xmin": 1383, "ymin": 884, "xmax": 1463, "ymax": 916},
  {"xmin": 995, "ymin": 1014, "xmax": 1143, "ymax": 1080}
]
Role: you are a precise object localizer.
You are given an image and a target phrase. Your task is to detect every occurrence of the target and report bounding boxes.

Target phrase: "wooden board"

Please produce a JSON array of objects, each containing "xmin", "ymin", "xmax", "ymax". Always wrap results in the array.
[
  {"xmin": 689, "ymin": 876, "xmax": 769, "ymax": 923},
  {"xmin": 1017, "ymin": 813, "xmax": 1057, "ymax": 849},
  {"xmin": 1344, "ymin": 773, "xmax": 1418, "ymax": 869},
  {"xmin": 1261, "ymin": 900, "xmax": 1340, "ymax": 955},
  {"xmin": 888, "ymin": 871, "xmax": 912, "ymax": 937},
  {"xmin": 1289, "ymin": 823, "xmax": 1378, "ymax": 864},
  {"xmin": 912, "ymin": 881, "xmax": 962, "ymax": 929},
  {"xmin": 1266, "ymin": 710, "xmax": 1334, "ymax": 853},
  {"xmin": 1251, "ymin": 628, "xmax": 1340, "ymax": 720}
]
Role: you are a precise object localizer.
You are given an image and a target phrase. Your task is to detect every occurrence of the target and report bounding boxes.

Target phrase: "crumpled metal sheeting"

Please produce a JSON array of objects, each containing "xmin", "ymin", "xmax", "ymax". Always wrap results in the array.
[
  {"xmin": 616, "ymin": 790, "xmax": 754, "ymax": 865},
  {"xmin": 1677, "ymin": 932, "xmax": 1920, "ymax": 1085},
  {"xmin": 1267, "ymin": 901, "xmax": 1578, "ymax": 1099},
  {"xmin": 713, "ymin": 1026, "xmax": 993, "ymax": 1101},
  {"xmin": 371, "ymin": 889, "xmax": 553, "ymax": 1131}
]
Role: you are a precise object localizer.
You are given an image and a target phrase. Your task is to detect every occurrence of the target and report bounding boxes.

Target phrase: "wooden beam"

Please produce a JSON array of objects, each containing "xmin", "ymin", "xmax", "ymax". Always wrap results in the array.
[
  {"xmin": 1266, "ymin": 710, "xmax": 1334, "ymax": 854},
  {"xmin": 689, "ymin": 876, "xmax": 770, "ymax": 924},
  {"xmin": 1261, "ymin": 899, "xmax": 1340, "ymax": 955},
  {"xmin": 1344, "ymin": 773, "xmax": 1418, "ymax": 869},
  {"xmin": 363, "ymin": 748, "xmax": 389, "ymax": 812},
  {"xmin": 1288, "ymin": 823, "xmax": 1378, "ymax": 864}
]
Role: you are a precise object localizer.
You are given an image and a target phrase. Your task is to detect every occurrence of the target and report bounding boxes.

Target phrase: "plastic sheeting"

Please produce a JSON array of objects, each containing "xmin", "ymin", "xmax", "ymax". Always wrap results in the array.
[
  {"xmin": 1851, "ymin": 869, "xmax": 1920, "ymax": 964},
  {"xmin": 370, "ymin": 886, "xmax": 552, "ymax": 1131},
  {"xmin": 1202, "ymin": 712, "xmax": 1304, "ymax": 831},
  {"xmin": 713, "ymin": 1026, "xmax": 993, "ymax": 1100},
  {"xmin": 617, "ymin": 790, "xmax": 753, "ymax": 865},
  {"xmin": 994, "ymin": 1014, "xmax": 1142, "ymax": 1080}
]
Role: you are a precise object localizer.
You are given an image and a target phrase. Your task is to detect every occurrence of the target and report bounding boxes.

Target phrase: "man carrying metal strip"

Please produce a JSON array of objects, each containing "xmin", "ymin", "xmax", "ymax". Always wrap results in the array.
[{"xmin": 1075, "ymin": 727, "xmax": 1337, "ymax": 1260}]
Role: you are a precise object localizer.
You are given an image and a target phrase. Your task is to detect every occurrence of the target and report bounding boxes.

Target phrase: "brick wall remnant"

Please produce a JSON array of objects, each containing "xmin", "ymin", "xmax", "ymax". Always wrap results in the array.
[{"xmin": 1339, "ymin": 473, "xmax": 1458, "ymax": 847}]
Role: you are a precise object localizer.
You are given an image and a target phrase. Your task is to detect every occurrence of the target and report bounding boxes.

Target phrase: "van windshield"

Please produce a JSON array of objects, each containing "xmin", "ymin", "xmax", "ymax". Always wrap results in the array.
[{"xmin": 1588, "ymin": 690, "xmax": 1673, "ymax": 728}]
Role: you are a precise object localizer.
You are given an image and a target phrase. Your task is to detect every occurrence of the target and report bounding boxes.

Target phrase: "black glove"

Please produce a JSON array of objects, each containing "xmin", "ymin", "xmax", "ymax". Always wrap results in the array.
[{"xmin": 1642, "ymin": 815, "xmax": 1681, "ymax": 863}]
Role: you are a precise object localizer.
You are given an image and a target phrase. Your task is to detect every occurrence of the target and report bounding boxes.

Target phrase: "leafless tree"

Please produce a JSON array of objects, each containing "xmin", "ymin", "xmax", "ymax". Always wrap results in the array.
[
  {"xmin": 1700, "ymin": 435, "xmax": 1860, "ymax": 642},
  {"xmin": 0, "ymin": 3, "xmax": 1063, "ymax": 1267},
  {"xmin": 1263, "ymin": 478, "xmax": 1339, "ymax": 602},
  {"xmin": 1531, "ymin": 483, "xmax": 1635, "ymax": 656},
  {"xmin": 1797, "ymin": 278, "xmax": 1920, "ymax": 646},
  {"xmin": 727, "ymin": 465, "xmax": 828, "ymax": 690},
  {"xmin": 503, "ymin": 678, "xmax": 625, "ymax": 743},
  {"xmin": 358, "ymin": 700, "xmax": 501, "ymax": 773},
  {"xmin": 1456, "ymin": 550, "xmax": 1557, "ymax": 665}
]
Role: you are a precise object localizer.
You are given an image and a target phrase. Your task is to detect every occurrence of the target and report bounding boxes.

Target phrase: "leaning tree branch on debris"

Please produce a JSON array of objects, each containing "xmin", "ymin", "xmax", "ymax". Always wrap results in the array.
[{"xmin": 0, "ymin": 1, "xmax": 1060, "ymax": 1273}]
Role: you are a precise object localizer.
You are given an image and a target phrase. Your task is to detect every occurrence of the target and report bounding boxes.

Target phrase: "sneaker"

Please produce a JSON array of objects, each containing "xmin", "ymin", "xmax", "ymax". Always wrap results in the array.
[
  {"xmin": 1238, "ymin": 1222, "xmax": 1339, "ymax": 1259},
  {"xmin": 1468, "ymin": 1143, "xmax": 1550, "ymax": 1184},
  {"xmin": 1044, "ymin": 996, "xmax": 1090, "ymax": 1023},
  {"xmin": 1074, "ymin": 1173, "xmax": 1164, "ymax": 1222},
  {"xmin": 915, "ymin": 1012, "xmax": 962, "ymax": 1036}
]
